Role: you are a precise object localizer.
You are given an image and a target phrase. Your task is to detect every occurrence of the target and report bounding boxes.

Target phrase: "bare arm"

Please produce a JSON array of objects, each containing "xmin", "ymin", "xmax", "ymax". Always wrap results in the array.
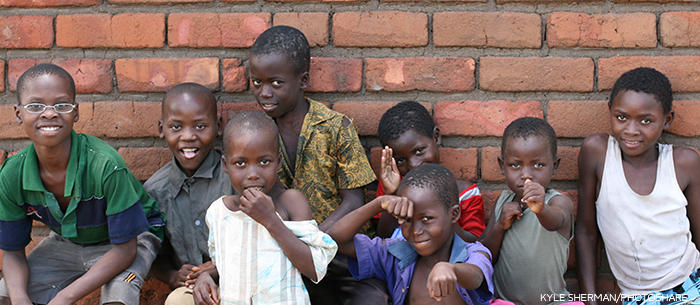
[
  {"xmin": 674, "ymin": 147, "xmax": 700, "ymax": 253},
  {"xmin": 49, "ymin": 237, "xmax": 137, "ymax": 305},
  {"xmin": 2, "ymin": 250, "xmax": 32, "ymax": 305},
  {"xmin": 522, "ymin": 180, "xmax": 573, "ymax": 238},
  {"xmin": 576, "ymin": 134, "xmax": 606, "ymax": 305},
  {"xmin": 150, "ymin": 253, "xmax": 195, "ymax": 290},
  {"xmin": 478, "ymin": 200, "xmax": 522, "ymax": 263},
  {"xmin": 318, "ymin": 187, "xmax": 365, "ymax": 232},
  {"xmin": 426, "ymin": 252, "xmax": 490, "ymax": 301}
]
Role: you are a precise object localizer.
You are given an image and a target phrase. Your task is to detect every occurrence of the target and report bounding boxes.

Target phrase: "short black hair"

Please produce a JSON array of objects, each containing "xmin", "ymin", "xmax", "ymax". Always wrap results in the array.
[
  {"xmin": 609, "ymin": 67, "xmax": 673, "ymax": 114},
  {"xmin": 223, "ymin": 111, "xmax": 280, "ymax": 154},
  {"xmin": 501, "ymin": 117, "xmax": 557, "ymax": 159},
  {"xmin": 250, "ymin": 25, "xmax": 310, "ymax": 75},
  {"xmin": 378, "ymin": 101, "xmax": 434, "ymax": 147},
  {"xmin": 17, "ymin": 63, "xmax": 76, "ymax": 103},
  {"xmin": 162, "ymin": 83, "xmax": 217, "ymax": 117},
  {"xmin": 397, "ymin": 164, "xmax": 458, "ymax": 210}
]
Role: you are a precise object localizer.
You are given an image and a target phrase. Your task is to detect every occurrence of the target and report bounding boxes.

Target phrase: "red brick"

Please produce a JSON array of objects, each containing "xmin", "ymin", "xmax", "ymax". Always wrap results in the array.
[
  {"xmin": 78, "ymin": 102, "xmax": 160, "ymax": 138},
  {"xmin": 613, "ymin": 0, "xmax": 691, "ymax": 3},
  {"xmin": 273, "ymin": 13, "xmax": 328, "ymax": 47},
  {"xmin": 8, "ymin": 58, "xmax": 113, "ymax": 94},
  {"xmin": 548, "ymin": 101, "xmax": 610, "ymax": 138},
  {"xmin": 553, "ymin": 147, "xmax": 579, "ymax": 181},
  {"xmin": 308, "ymin": 58, "xmax": 362, "ymax": 93},
  {"xmin": 365, "ymin": 58, "xmax": 475, "ymax": 92},
  {"xmin": 56, "ymin": 13, "xmax": 165, "ymax": 48},
  {"xmin": 0, "ymin": 61, "xmax": 4, "ymax": 92},
  {"xmin": 434, "ymin": 12, "xmax": 541, "ymax": 48},
  {"xmin": 661, "ymin": 13, "xmax": 700, "ymax": 47},
  {"xmin": 481, "ymin": 190, "xmax": 502, "ymax": 224},
  {"xmin": 481, "ymin": 146, "xmax": 503, "ymax": 182},
  {"xmin": 547, "ymin": 13, "xmax": 656, "ymax": 48},
  {"xmin": 222, "ymin": 59, "xmax": 248, "ymax": 93},
  {"xmin": 168, "ymin": 13, "xmax": 270, "ymax": 48},
  {"xmin": 0, "ymin": 105, "xmax": 26, "ymax": 140},
  {"xmin": 0, "ymin": 0, "xmax": 97, "ymax": 7},
  {"xmin": 385, "ymin": 0, "xmax": 483, "ymax": 2},
  {"xmin": 0, "ymin": 150, "xmax": 6, "ymax": 164},
  {"xmin": 498, "ymin": 0, "xmax": 601, "ymax": 3},
  {"xmin": 666, "ymin": 100, "xmax": 700, "ymax": 137},
  {"xmin": 598, "ymin": 56, "xmax": 700, "ymax": 92},
  {"xmin": 115, "ymin": 58, "xmax": 219, "ymax": 92},
  {"xmin": 369, "ymin": 147, "xmax": 477, "ymax": 186},
  {"xmin": 72, "ymin": 101, "xmax": 94, "ymax": 135},
  {"xmin": 435, "ymin": 100, "xmax": 543, "ymax": 137},
  {"xmin": 333, "ymin": 12, "xmax": 428, "ymax": 47},
  {"xmin": 119, "ymin": 147, "xmax": 171, "ymax": 181},
  {"xmin": 480, "ymin": 57, "xmax": 594, "ymax": 92},
  {"xmin": 110, "ymin": 0, "xmax": 211, "ymax": 3},
  {"xmin": 0, "ymin": 16, "xmax": 53, "ymax": 49},
  {"xmin": 220, "ymin": 102, "xmax": 263, "ymax": 124},
  {"xmin": 332, "ymin": 101, "xmax": 432, "ymax": 136}
]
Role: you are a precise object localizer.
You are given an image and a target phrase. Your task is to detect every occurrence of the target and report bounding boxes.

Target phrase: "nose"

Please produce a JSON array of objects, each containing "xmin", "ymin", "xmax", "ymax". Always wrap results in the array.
[
  {"xmin": 407, "ymin": 157, "xmax": 424, "ymax": 171},
  {"xmin": 40, "ymin": 107, "xmax": 58, "ymax": 119},
  {"xmin": 410, "ymin": 221, "xmax": 423, "ymax": 236},
  {"xmin": 260, "ymin": 85, "xmax": 273, "ymax": 99},
  {"xmin": 181, "ymin": 127, "xmax": 197, "ymax": 141},
  {"xmin": 521, "ymin": 167, "xmax": 533, "ymax": 181},
  {"xmin": 624, "ymin": 122, "xmax": 640, "ymax": 136},
  {"xmin": 246, "ymin": 166, "xmax": 260, "ymax": 180}
]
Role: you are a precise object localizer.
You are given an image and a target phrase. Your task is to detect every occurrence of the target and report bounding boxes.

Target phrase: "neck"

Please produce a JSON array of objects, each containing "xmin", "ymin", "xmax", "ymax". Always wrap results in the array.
[
  {"xmin": 622, "ymin": 144, "xmax": 659, "ymax": 168},
  {"xmin": 275, "ymin": 96, "xmax": 309, "ymax": 130},
  {"xmin": 34, "ymin": 137, "xmax": 72, "ymax": 174},
  {"xmin": 421, "ymin": 234, "xmax": 454, "ymax": 265}
]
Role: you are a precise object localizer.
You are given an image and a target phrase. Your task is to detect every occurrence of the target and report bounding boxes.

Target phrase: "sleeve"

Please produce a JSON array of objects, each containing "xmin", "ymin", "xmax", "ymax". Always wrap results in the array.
[
  {"xmin": 457, "ymin": 241, "xmax": 494, "ymax": 305},
  {"xmin": 346, "ymin": 234, "xmax": 393, "ymax": 282},
  {"xmin": 103, "ymin": 168, "xmax": 150, "ymax": 244},
  {"xmin": 205, "ymin": 205, "xmax": 217, "ymax": 264},
  {"xmin": 335, "ymin": 118, "xmax": 376, "ymax": 190},
  {"xmin": 457, "ymin": 184, "xmax": 486, "ymax": 237},
  {"xmin": 0, "ymin": 170, "xmax": 32, "ymax": 251},
  {"xmin": 285, "ymin": 220, "xmax": 339, "ymax": 283}
]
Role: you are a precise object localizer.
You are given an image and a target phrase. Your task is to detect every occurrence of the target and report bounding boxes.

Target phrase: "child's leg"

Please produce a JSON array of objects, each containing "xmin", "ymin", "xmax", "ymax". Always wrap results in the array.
[
  {"xmin": 99, "ymin": 232, "xmax": 161, "ymax": 305},
  {"xmin": 0, "ymin": 231, "xmax": 87, "ymax": 304}
]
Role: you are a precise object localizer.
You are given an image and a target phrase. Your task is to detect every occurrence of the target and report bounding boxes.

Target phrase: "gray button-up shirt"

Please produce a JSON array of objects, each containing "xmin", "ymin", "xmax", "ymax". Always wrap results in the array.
[{"xmin": 144, "ymin": 149, "xmax": 234, "ymax": 267}]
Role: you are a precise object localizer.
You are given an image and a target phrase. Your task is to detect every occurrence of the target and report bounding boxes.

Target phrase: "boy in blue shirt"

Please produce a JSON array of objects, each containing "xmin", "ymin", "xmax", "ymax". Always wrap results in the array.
[
  {"xmin": 328, "ymin": 164, "xmax": 494, "ymax": 305},
  {"xmin": 0, "ymin": 64, "xmax": 164, "ymax": 305}
]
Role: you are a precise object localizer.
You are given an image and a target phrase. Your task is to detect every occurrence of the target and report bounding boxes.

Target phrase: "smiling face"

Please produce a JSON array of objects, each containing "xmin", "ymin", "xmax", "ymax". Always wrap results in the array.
[
  {"xmin": 249, "ymin": 53, "xmax": 309, "ymax": 119},
  {"xmin": 610, "ymin": 90, "xmax": 673, "ymax": 159},
  {"xmin": 14, "ymin": 74, "xmax": 78, "ymax": 151},
  {"xmin": 399, "ymin": 186, "xmax": 458, "ymax": 258},
  {"xmin": 159, "ymin": 92, "xmax": 221, "ymax": 177},
  {"xmin": 499, "ymin": 136, "xmax": 560, "ymax": 200},
  {"xmin": 387, "ymin": 129, "xmax": 441, "ymax": 177},
  {"xmin": 222, "ymin": 129, "xmax": 281, "ymax": 195}
]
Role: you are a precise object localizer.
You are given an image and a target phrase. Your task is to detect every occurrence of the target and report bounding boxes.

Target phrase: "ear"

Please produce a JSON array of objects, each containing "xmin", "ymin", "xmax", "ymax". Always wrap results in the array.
[
  {"xmin": 433, "ymin": 127, "xmax": 442, "ymax": 146},
  {"xmin": 449, "ymin": 204, "xmax": 460, "ymax": 224},
  {"xmin": 663, "ymin": 110, "xmax": 675, "ymax": 130},
  {"xmin": 276, "ymin": 152, "xmax": 283, "ymax": 171},
  {"xmin": 222, "ymin": 155, "xmax": 229, "ymax": 175},
  {"xmin": 216, "ymin": 115, "xmax": 224, "ymax": 137},
  {"xmin": 73, "ymin": 102, "xmax": 79, "ymax": 122},
  {"xmin": 13, "ymin": 104, "xmax": 22, "ymax": 124},
  {"xmin": 299, "ymin": 71, "xmax": 309, "ymax": 90},
  {"xmin": 552, "ymin": 156, "xmax": 561, "ymax": 174},
  {"xmin": 498, "ymin": 155, "xmax": 506, "ymax": 175},
  {"xmin": 158, "ymin": 119, "xmax": 165, "ymax": 139}
]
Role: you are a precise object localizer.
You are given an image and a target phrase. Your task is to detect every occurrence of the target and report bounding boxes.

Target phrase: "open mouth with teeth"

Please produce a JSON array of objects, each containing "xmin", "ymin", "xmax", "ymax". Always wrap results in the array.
[
  {"xmin": 181, "ymin": 148, "xmax": 198, "ymax": 159},
  {"xmin": 246, "ymin": 186, "xmax": 264, "ymax": 191},
  {"xmin": 39, "ymin": 126, "xmax": 60, "ymax": 131}
]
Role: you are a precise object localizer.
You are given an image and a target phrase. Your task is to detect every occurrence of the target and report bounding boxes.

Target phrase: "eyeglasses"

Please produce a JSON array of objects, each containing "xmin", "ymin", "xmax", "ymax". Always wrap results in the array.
[{"xmin": 23, "ymin": 103, "xmax": 76, "ymax": 114}]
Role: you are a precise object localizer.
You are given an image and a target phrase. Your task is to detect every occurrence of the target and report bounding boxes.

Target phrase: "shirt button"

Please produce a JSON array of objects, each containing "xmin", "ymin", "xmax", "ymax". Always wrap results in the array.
[
  {"xmin": 190, "ymin": 178, "xmax": 195, "ymax": 184},
  {"xmin": 294, "ymin": 179, "xmax": 298, "ymax": 185},
  {"xmin": 402, "ymin": 288, "xmax": 405, "ymax": 293},
  {"xmin": 195, "ymin": 220, "xmax": 201, "ymax": 226}
]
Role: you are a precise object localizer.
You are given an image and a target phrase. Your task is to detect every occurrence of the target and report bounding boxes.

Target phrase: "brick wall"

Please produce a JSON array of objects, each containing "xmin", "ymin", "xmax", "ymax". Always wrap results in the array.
[{"xmin": 3, "ymin": 0, "xmax": 700, "ymax": 304}]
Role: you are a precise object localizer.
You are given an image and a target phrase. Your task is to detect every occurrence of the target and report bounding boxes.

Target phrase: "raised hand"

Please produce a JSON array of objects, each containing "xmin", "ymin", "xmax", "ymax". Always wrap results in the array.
[
  {"xmin": 380, "ymin": 146, "xmax": 401, "ymax": 195},
  {"xmin": 426, "ymin": 262, "xmax": 458, "ymax": 302},
  {"xmin": 379, "ymin": 195, "xmax": 413, "ymax": 225},
  {"xmin": 522, "ymin": 179, "xmax": 545, "ymax": 214},
  {"xmin": 498, "ymin": 201, "xmax": 523, "ymax": 231}
]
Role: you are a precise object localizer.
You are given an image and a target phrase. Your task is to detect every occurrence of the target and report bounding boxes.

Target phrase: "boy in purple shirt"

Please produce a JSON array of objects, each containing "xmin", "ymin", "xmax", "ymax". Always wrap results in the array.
[{"xmin": 328, "ymin": 164, "xmax": 493, "ymax": 305}]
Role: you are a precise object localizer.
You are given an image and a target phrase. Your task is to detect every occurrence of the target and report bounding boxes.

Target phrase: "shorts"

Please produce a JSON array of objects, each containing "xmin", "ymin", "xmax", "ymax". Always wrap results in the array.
[
  {"xmin": 0, "ymin": 231, "xmax": 160, "ymax": 305},
  {"xmin": 623, "ymin": 269, "xmax": 700, "ymax": 305}
]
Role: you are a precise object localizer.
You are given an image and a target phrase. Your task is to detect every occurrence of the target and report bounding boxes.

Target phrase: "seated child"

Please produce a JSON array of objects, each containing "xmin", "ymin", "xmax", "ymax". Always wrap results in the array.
[
  {"xmin": 577, "ymin": 67, "xmax": 700, "ymax": 304},
  {"xmin": 479, "ymin": 117, "xmax": 577, "ymax": 305},
  {"xmin": 0, "ymin": 64, "xmax": 165, "ymax": 305},
  {"xmin": 328, "ymin": 163, "xmax": 494, "ymax": 305},
  {"xmin": 249, "ymin": 25, "xmax": 386, "ymax": 304},
  {"xmin": 193, "ymin": 111, "xmax": 337, "ymax": 305},
  {"xmin": 376, "ymin": 101, "xmax": 485, "ymax": 242},
  {"xmin": 145, "ymin": 83, "xmax": 234, "ymax": 305}
]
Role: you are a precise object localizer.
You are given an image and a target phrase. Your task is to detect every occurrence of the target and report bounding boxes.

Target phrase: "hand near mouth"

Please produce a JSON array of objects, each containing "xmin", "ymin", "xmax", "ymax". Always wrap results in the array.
[
  {"xmin": 240, "ymin": 188, "xmax": 277, "ymax": 227},
  {"xmin": 521, "ymin": 179, "xmax": 545, "ymax": 214}
]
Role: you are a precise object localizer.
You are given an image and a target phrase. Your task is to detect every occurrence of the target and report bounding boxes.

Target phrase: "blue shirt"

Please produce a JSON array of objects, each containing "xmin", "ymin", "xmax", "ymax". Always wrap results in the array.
[{"xmin": 348, "ymin": 233, "xmax": 494, "ymax": 305}]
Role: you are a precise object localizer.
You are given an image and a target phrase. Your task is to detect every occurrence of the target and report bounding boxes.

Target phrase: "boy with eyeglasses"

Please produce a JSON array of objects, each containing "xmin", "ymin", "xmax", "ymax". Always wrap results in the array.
[{"xmin": 0, "ymin": 63, "xmax": 165, "ymax": 305}]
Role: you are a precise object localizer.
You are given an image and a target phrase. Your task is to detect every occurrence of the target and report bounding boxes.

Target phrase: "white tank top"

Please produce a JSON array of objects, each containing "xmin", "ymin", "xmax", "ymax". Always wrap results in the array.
[{"xmin": 597, "ymin": 135, "xmax": 700, "ymax": 294}]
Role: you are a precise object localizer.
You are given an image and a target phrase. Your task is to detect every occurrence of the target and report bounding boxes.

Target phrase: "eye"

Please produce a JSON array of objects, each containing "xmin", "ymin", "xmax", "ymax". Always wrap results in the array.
[
  {"xmin": 415, "ymin": 147, "xmax": 425, "ymax": 155},
  {"xmin": 534, "ymin": 163, "xmax": 544, "ymax": 169},
  {"xmin": 170, "ymin": 125, "xmax": 181, "ymax": 131},
  {"xmin": 395, "ymin": 158, "xmax": 406, "ymax": 165},
  {"xmin": 404, "ymin": 218, "xmax": 412, "ymax": 223},
  {"xmin": 616, "ymin": 115, "xmax": 627, "ymax": 121},
  {"xmin": 421, "ymin": 216, "xmax": 433, "ymax": 222},
  {"xmin": 252, "ymin": 79, "xmax": 262, "ymax": 86},
  {"xmin": 272, "ymin": 80, "xmax": 282, "ymax": 87},
  {"xmin": 24, "ymin": 103, "xmax": 46, "ymax": 113},
  {"xmin": 195, "ymin": 124, "xmax": 207, "ymax": 130},
  {"xmin": 641, "ymin": 118, "xmax": 651, "ymax": 124},
  {"xmin": 509, "ymin": 163, "xmax": 521, "ymax": 169},
  {"xmin": 260, "ymin": 159, "xmax": 271, "ymax": 166},
  {"xmin": 235, "ymin": 161, "xmax": 246, "ymax": 167}
]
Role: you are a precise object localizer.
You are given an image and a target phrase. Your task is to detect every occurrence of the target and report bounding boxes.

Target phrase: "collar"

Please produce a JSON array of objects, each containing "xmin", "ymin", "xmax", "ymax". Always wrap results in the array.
[
  {"xmin": 386, "ymin": 233, "xmax": 470, "ymax": 269},
  {"xmin": 305, "ymin": 97, "xmax": 340, "ymax": 127},
  {"xmin": 167, "ymin": 148, "xmax": 221, "ymax": 191}
]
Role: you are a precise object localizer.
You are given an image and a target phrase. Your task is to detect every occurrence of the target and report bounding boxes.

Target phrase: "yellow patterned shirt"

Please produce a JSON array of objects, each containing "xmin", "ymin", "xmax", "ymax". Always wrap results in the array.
[{"xmin": 278, "ymin": 98, "xmax": 376, "ymax": 226}]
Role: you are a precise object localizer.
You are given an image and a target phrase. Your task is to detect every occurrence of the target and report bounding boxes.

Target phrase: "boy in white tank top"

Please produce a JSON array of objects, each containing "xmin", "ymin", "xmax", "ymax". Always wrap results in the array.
[{"xmin": 577, "ymin": 67, "xmax": 700, "ymax": 304}]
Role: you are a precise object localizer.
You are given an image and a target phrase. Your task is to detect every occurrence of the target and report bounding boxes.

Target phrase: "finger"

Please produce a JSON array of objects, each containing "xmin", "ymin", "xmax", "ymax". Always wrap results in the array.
[
  {"xmin": 525, "ymin": 178, "xmax": 531, "ymax": 184},
  {"xmin": 406, "ymin": 199, "xmax": 413, "ymax": 219},
  {"xmin": 211, "ymin": 285, "xmax": 219, "ymax": 304}
]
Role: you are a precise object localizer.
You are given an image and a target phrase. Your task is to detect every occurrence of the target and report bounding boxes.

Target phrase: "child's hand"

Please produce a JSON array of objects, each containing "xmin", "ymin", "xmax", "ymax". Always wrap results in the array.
[
  {"xmin": 380, "ymin": 146, "xmax": 401, "ymax": 195},
  {"xmin": 522, "ymin": 179, "xmax": 545, "ymax": 214},
  {"xmin": 171, "ymin": 264, "xmax": 195, "ymax": 289},
  {"xmin": 498, "ymin": 202, "xmax": 523, "ymax": 231},
  {"xmin": 427, "ymin": 262, "xmax": 457, "ymax": 302},
  {"xmin": 193, "ymin": 272, "xmax": 219, "ymax": 305},
  {"xmin": 379, "ymin": 195, "xmax": 413, "ymax": 224},
  {"xmin": 185, "ymin": 261, "xmax": 215, "ymax": 288},
  {"xmin": 240, "ymin": 188, "xmax": 277, "ymax": 227}
]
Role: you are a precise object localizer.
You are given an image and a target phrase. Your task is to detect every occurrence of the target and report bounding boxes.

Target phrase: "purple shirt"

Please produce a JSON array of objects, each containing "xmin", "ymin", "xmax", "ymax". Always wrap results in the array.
[{"xmin": 348, "ymin": 233, "xmax": 493, "ymax": 305}]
